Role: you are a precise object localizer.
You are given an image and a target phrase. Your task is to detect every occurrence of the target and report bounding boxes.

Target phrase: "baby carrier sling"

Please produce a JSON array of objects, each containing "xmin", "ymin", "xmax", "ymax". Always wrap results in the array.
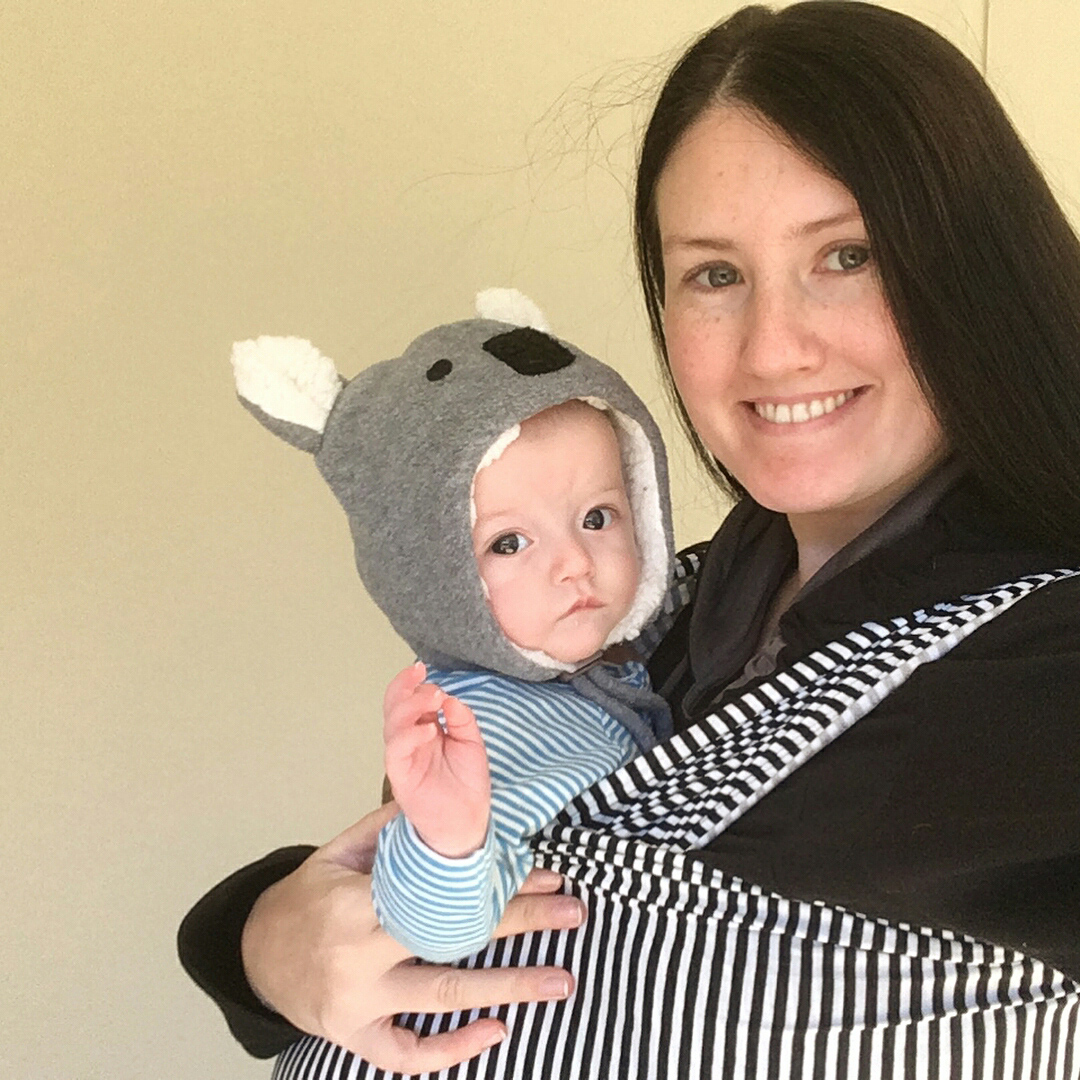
[{"xmin": 274, "ymin": 567, "xmax": 1080, "ymax": 1080}]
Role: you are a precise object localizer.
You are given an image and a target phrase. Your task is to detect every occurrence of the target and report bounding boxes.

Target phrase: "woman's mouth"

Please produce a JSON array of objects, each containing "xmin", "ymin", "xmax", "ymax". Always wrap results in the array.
[{"xmin": 751, "ymin": 389, "xmax": 860, "ymax": 425}]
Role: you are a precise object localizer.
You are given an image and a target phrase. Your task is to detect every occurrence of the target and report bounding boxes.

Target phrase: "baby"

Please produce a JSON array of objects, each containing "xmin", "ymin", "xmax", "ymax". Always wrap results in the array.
[
  {"xmin": 376, "ymin": 396, "xmax": 670, "ymax": 960},
  {"xmin": 232, "ymin": 290, "xmax": 675, "ymax": 962}
]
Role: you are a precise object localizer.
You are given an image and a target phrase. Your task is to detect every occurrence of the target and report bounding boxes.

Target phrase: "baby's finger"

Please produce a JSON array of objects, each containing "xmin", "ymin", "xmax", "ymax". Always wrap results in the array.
[
  {"xmin": 383, "ymin": 682, "xmax": 445, "ymax": 740},
  {"xmin": 384, "ymin": 721, "xmax": 441, "ymax": 772},
  {"xmin": 382, "ymin": 661, "xmax": 428, "ymax": 714},
  {"xmin": 440, "ymin": 695, "xmax": 482, "ymax": 741}
]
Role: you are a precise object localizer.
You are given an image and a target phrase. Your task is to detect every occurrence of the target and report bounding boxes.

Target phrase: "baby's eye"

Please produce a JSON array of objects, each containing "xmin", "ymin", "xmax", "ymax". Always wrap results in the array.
[
  {"xmin": 823, "ymin": 243, "xmax": 871, "ymax": 272},
  {"xmin": 490, "ymin": 532, "xmax": 530, "ymax": 555},
  {"xmin": 692, "ymin": 263, "xmax": 742, "ymax": 289},
  {"xmin": 582, "ymin": 507, "xmax": 614, "ymax": 530}
]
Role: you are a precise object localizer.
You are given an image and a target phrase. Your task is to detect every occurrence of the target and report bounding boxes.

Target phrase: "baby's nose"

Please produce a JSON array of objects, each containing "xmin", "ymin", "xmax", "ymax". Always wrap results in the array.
[{"xmin": 554, "ymin": 538, "xmax": 593, "ymax": 580}]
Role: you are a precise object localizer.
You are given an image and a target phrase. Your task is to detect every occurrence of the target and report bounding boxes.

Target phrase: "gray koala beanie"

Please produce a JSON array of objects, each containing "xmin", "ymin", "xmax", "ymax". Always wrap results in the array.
[{"xmin": 232, "ymin": 290, "xmax": 675, "ymax": 684}]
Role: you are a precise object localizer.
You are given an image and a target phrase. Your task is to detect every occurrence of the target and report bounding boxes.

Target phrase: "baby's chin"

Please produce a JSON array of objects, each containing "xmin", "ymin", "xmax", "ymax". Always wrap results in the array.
[{"xmin": 529, "ymin": 625, "xmax": 623, "ymax": 668}]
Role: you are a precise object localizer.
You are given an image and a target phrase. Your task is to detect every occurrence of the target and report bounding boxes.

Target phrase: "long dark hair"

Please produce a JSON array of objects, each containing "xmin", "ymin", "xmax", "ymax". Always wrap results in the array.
[{"xmin": 635, "ymin": 1, "xmax": 1080, "ymax": 551}]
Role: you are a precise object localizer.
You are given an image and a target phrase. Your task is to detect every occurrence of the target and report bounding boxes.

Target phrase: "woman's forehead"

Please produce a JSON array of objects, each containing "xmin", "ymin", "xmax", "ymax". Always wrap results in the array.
[{"xmin": 655, "ymin": 105, "xmax": 861, "ymax": 242}]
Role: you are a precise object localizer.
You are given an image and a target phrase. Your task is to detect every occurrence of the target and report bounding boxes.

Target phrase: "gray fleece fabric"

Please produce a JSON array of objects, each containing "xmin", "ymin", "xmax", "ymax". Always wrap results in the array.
[{"xmin": 232, "ymin": 296, "xmax": 675, "ymax": 684}]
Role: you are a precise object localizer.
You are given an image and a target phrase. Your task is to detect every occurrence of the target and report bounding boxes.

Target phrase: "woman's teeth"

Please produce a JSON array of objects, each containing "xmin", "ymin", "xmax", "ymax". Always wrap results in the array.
[{"xmin": 753, "ymin": 390, "xmax": 855, "ymax": 424}]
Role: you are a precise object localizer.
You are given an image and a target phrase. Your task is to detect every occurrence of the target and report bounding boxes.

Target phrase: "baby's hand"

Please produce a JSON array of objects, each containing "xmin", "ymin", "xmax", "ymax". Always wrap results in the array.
[{"xmin": 383, "ymin": 662, "xmax": 491, "ymax": 858}]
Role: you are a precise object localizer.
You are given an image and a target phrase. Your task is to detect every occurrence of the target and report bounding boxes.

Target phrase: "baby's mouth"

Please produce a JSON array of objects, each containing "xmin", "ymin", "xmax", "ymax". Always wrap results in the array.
[{"xmin": 564, "ymin": 596, "xmax": 603, "ymax": 616}]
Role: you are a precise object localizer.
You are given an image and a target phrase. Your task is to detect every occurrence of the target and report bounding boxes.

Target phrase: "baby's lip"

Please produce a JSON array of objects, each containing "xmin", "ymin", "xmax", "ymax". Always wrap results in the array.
[{"xmin": 564, "ymin": 596, "xmax": 603, "ymax": 617}]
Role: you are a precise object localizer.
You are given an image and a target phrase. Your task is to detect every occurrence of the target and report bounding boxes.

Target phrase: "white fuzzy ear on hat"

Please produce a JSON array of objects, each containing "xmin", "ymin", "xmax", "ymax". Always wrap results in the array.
[
  {"xmin": 231, "ymin": 336, "xmax": 343, "ymax": 433},
  {"xmin": 475, "ymin": 288, "xmax": 551, "ymax": 334}
]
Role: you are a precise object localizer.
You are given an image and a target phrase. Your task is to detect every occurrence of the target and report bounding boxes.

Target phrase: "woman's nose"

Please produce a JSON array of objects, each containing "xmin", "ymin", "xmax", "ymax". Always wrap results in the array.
[{"xmin": 739, "ymin": 279, "xmax": 823, "ymax": 379}]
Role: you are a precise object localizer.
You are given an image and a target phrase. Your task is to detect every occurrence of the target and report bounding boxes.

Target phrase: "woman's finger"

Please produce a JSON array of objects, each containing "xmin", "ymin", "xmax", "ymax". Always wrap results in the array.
[
  {"xmin": 495, "ymin": 887, "xmax": 586, "ymax": 939},
  {"xmin": 348, "ymin": 1015, "xmax": 507, "ymax": 1075},
  {"xmin": 385, "ymin": 959, "xmax": 574, "ymax": 1017},
  {"xmin": 318, "ymin": 802, "xmax": 400, "ymax": 872},
  {"xmin": 514, "ymin": 867, "xmax": 565, "ymax": 895}
]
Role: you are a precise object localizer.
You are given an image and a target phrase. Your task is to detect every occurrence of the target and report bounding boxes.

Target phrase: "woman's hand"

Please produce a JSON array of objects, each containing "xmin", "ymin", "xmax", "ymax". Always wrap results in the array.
[{"xmin": 240, "ymin": 802, "xmax": 584, "ymax": 1075}]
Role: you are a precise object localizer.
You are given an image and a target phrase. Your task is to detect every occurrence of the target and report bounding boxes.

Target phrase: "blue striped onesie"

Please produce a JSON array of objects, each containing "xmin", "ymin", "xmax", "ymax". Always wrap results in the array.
[{"xmin": 371, "ymin": 662, "xmax": 645, "ymax": 962}]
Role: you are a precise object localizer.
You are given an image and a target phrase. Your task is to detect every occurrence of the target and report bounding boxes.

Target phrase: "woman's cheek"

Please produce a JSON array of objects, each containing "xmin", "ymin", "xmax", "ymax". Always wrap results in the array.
[
  {"xmin": 663, "ymin": 310, "xmax": 694, "ymax": 380},
  {"xmin": 667, "ymin": 324, "xmax": 717, "ymax": 402},
  {"xmin": 666, "ymin": 299, "xmax": 730, "ymax": 372}
]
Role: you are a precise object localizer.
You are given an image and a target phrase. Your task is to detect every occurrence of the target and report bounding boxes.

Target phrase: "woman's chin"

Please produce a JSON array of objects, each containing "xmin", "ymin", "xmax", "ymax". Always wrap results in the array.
[
  {"xmin": 742, "ymin": 460, "xmax": 939, "ymax": 535},
  {"xmin": 739, "ymin": 472, "xmax": 858, "ymax": 518}
]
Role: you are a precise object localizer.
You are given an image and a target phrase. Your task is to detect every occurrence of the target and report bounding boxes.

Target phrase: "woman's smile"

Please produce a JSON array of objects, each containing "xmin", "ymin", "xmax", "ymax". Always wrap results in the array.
[{"xmin": 747, "ymin": 387, "xmax": 862, "ymax": 426}]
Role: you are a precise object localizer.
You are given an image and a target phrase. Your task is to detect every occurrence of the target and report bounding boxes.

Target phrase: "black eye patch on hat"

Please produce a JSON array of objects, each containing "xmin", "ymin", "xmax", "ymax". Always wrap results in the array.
[{"xmin": 482, "ymin": 327, "xmax": 575, "ymax": 376}]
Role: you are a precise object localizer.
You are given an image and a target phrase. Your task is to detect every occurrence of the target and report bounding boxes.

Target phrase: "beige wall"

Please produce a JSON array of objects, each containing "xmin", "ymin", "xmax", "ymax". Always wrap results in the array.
[{"xmin": 2, "ymin": 1, "xmax": 1070, "ymax": 1076}]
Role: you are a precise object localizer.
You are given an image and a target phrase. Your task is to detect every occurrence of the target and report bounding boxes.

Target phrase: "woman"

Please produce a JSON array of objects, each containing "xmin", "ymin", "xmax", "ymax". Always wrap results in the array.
[{"xmin": 180, "ymin": 3, "xmax": 1080, "ymax": 1076}]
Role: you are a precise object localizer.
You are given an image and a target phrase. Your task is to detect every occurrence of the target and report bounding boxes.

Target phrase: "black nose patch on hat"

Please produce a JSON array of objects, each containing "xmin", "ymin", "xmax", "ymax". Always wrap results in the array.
[{"xmin": 482, "ymin": 327, "xmax": 575, "ymax": 376}]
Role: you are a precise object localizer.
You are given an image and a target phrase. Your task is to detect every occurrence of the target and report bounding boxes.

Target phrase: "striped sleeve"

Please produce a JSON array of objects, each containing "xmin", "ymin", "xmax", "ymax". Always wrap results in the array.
[
  {"xmin": 372, "ymin": 815, "xmax": 512, "ymax": 962},
  {"xmin": 371, "ymin": 671, "xmax": 636, "ymax": 962}
]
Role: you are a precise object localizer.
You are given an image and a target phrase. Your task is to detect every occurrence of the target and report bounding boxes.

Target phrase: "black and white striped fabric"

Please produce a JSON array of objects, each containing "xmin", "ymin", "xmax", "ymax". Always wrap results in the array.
[{"xmin": 274, "ymin": 569, "xmax": 1080, "ymax": 1080}]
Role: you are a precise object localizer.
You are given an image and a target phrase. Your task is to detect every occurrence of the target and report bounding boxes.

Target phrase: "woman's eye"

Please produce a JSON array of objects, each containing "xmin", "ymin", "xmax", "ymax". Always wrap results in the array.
[
  {"xmin": 490, "ymin": 532, "xmax": 530, "ymax": 555},
  {"xmin": 582, "ymin": 507, "xmax": 614, "ymax": 530},
  {"xmin": 823, "ymin": 243, "xmax": 871, "ymax": 272},
  {"xmin": 693, "ymin": 263, "xmax": 742, "ymax": 289}
]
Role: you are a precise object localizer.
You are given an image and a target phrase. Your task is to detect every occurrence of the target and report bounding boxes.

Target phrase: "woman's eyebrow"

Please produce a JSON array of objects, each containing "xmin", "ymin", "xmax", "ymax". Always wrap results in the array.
[
  {"xmin": 661, "ymin": 236, "xmax": 736, "ymax": 255},
  {"xmin": 786, "ymin": 209, "xmax": 864, "ymax": 240},
  {"xmin": 663, "ymin": 210, "xmax": 864, "ymax": 254}
]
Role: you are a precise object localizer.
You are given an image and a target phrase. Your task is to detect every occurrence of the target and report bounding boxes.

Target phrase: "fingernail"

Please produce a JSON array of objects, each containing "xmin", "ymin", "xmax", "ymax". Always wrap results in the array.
[
  {"xmin": 553, "ymin": 897, "xmax": 586, "ymax": 928},
  {"xmin": 483, "ymin": 1024, "xmax": 507, "ymax": 1049},
  {"xmin": 541, "ymin": 974, "xmax": 571, "ymax": 999},
  {"xmin": 530, "ymin": 868, "xmax": 563, "ymax": 888}
]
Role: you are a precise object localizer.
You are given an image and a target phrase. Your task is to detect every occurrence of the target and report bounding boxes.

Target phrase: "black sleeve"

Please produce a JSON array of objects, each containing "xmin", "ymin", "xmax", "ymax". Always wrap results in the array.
[{"xmin": 178, "ymin": 846, "xmax": 316, "ymax": 1058}]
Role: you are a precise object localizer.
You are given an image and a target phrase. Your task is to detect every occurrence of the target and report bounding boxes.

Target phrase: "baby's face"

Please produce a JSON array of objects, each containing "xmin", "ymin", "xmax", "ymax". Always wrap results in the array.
[{"xmin": 471, "ymin": 401, "xmax": 640, "ymax": 666}]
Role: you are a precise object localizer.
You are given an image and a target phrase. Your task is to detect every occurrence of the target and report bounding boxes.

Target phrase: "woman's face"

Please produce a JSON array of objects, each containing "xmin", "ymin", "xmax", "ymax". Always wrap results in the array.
[{"xmin": 656, "ymin": 106, "xmax": 946, "ymax": 526}]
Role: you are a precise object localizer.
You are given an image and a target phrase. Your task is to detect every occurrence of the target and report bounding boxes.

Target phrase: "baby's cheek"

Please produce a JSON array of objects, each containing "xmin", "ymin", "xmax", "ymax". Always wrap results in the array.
[
  {"xmin": 474, "ymin": 555, "xmax": 503, "ymax": 596},
  {"xmin": 483, "ymin": 576, "xmax": 527, "ymax": 623},
  {"xmin": 607, "ymin": 549, "xmax": 641, "ymax": 611}
]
